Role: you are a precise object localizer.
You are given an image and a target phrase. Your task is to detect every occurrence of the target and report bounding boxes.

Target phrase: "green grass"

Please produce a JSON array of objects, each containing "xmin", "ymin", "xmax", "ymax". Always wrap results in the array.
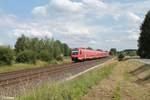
[
  {"xmin": 18, "ymin": 61, "xmax": 117, "ymax": 100},
  {"xmin": 0, "ymin": 60, "xmax": 48, "ymax": 73},
  {"xmin": 113, "ymin": 83, "xmax": 121, "ymax": 100},
  {"xmin": 0, "ymin": 57, "xmax": 71, "ymax": 73}
]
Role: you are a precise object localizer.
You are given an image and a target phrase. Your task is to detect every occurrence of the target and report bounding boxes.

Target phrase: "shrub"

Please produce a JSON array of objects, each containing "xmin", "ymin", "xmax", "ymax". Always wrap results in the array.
[
  {"xmin": 56, "ymin": 55, "xmax": 63, "ymax": 61},
  {"xmin": 118, "ymin": 53, "xmax": 125, "ymax": 61},
  {"xmin": 16, "ymin": 50, "xmax": 36, "ymax": 64},
  {"xmin": 0, "ymin": 46, "xmax": 15, "ymax": 66},
  {"xmin": 37, "ymin": 50, "xmax": 53, "ymax": 62}
]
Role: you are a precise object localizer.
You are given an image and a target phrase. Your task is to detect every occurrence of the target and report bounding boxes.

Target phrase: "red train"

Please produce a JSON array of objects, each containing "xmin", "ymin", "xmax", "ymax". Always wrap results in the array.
[{"xmin": 71, "ymin": 48, "xmax": 109, "ymax": 62}]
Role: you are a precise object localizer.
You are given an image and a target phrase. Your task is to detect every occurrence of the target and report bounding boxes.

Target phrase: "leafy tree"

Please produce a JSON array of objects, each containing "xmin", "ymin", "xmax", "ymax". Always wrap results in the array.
[
  {"xmin": 0, "ymin": 46, "xmax": 15, "ymax": 65},
  {"xmin": 62, "ymin": 43, "xmax": 70, "ymax": 56},
  {"xmin": 138, "ymin": 10, "xmax": 150, "ymax": 58},
  {"xmin": 109, "ymin": 48, "xmax": 117, "ymax": 56},
  {"xmin": 15, "ymin": 35, "xmax": 70, "ymax": 63},
  {"xmin": 55, "ymin": 40, "xmax": 63, "ymax": 54},
  {"xmin": 97, "ymin": 49, "xmax": 103, "ymax": 51},
  {"xmin": 53, "ymin": 41, "xmax": 62, "ymax": 59},
  {"xmin": 37, "ymin": 50, "xmax": 53, "ymax": 62},
  {"xmin": 15, "ymin": 34, "xmax": 30, "ymax": 53},
  {"xmin": 87, "ymin": 47, "xmax": 93, "ymax": 50},
  {"xmin": 30, "ymin": 37, "xmax": 40, "ymax": 52}
]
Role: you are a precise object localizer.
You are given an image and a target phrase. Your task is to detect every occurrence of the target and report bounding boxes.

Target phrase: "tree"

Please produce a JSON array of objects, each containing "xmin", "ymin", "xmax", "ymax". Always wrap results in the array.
[
  {"xmin": 37, "ymin": 50, "xmax": 53, "ymax": 62},
  {"xmin": 15, "ymin": 34, "xmax": 30, "ymax": 53},
  {"xmin": 0, "ymin": 46, "xmax": 15, "ymax": 65},
  {"xmin": 87, "ymin": 47, "xmax": 93, "ymax": 50},
  {"xmin": 97, "ymin": 49, "xmax": 103, "ymax": 51},
  {"xmin": 118, "ymin": 53, "xmax": 125, "ymax": 61},
  {"xmin": 53, "ymin": 41, "xmax": 62, "ymax": 59},
  {"xmin": 62, "ymin": 43, "xmax": 70, "ymax": 56},
  {"xmin": 138, "ymin": 10, "xmax": 150, "ymax": 58},
  {"xmin": 109, "ymin": 48, "xmax": 117, "ymax": 56},
  {"xmin": 14, "ymin": 35, "xmax": 70, "ymax": 62},
  {"xmin": 30, "ymin": 37, "xmax": 39, "ymax": 52}
]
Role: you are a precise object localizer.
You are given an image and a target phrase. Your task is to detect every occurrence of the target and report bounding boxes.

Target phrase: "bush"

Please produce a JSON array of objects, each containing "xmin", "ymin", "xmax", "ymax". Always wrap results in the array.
[
  {"xmin": 0, "ymin": 46, "xmax": 15, "ymax": 66},
  {"xmin": 118, "ymin": 53, "xmax": 125, "ymax": 61},
  {"xmin": 37, "ymin": 50, "xmax": 53, "ymax": 62},
  {"xmin": 56, "ymin": 55, "xmax": 63, "ymax": 61},
  {"xmin": 16, "ymin": 50, "xmax": 36, "ymax": 64}
]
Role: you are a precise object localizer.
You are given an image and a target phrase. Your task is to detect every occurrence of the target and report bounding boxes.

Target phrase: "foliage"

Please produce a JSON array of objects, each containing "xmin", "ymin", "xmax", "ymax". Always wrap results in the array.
[
  {"xmin": 0, "ymin": 46, "xmax": 15, "ymax": 66},
  {"xmin": 97, "ymin": 49, "xmax": 103, "ymax": 51},
  {"xmin": 15, "ymin": 35, "xmax": 71, "ymax": 63},
  {"xmin": 18, "ymin": 61, "xmax": 117, "ymax": 100},
  {"xmin": 87, "ymin": 47, "xmax": 93, "ymax": 50},
  {"xmin": 15, "ymin": 34, "xmax": 30, "ymax": 53},
  {"xmin": 138, "ymin": 10, "xmax": 150, "ymax": 58},
  {"xmin": 124, "ymin": 51, "xmax": 137, "ymax": 56},
  {"xmin": 16, "ymin": 50, "xmax": 37, "ymax": 64},
  {"xmin": 37, "ymin": 50, "xmax": 53, "ymax": 62},
  {"xmin": 113, "ymin": 83, "xmax": 121, "ymax": 100},
  {"xmin": 0, "ymin": 58, "xmax": 71, "ymax": 73},
  {"xmin": 118, "ymin": 53, "xmax": 125, "ymax": 61},
  {"xmin": 110, "ymin": 48, "xmax": 117, "ymax": 56},
  {"xmin": 62, "ymin": 43, "xmax": 70, "ymax": 56},
  {"xmin": 53, "ymin": 40, "xmax": 62, "ymax": 59},
  {"xmin": 56, "ymin": 55, "xmax": 63, "ymax": 61}
]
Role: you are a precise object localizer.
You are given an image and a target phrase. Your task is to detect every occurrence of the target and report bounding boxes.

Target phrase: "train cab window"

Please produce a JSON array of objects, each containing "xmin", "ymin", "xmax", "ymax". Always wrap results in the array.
[{"xmin": 72, "ymin": 51, "xmax": 78, "ymax": 55}]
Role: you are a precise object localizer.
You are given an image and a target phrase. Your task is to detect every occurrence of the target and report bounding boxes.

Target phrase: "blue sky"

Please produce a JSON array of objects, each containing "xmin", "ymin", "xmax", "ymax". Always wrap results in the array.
[{"xmin": 0, "ymin": 0, "xmax": 150, "ymax": 50}]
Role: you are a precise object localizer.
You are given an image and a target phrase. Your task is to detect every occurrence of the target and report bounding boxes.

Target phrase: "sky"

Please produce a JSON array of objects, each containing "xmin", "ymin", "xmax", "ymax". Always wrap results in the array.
[{"xmin": 0, "ymin": 0, "xmax": 150, "ymax": 51}]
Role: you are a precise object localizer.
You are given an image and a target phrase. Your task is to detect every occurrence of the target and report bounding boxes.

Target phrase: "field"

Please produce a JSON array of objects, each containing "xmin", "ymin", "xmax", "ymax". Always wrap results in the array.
[{"xmin": 17, "ymin": 59, "xmax": 150, "ymax": 100}]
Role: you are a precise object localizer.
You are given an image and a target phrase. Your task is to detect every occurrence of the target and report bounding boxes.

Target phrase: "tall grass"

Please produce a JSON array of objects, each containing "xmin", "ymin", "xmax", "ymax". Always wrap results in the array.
[{"xmin": 18, "ymin": 61, "xmax": 117, "ymax": 100}]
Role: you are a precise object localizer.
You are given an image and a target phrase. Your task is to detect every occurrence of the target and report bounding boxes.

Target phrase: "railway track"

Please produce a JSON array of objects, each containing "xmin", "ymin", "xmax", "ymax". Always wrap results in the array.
[{"xmin": 0, "ymin": 58, "xmax": 110, "ymax": 87}]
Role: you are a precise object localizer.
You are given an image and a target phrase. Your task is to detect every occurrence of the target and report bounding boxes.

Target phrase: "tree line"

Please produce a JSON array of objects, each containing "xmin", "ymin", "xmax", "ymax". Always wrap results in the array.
[{"xmin": 0, "ymin": 35, "xmax": 71, "ymax": 66}]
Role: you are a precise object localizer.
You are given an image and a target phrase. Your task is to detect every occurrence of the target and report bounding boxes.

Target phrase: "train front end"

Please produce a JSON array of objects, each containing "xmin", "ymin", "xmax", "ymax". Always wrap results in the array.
[{"xmin": 71, "ymin": 48, "xmax": 79, "ymax": 62}]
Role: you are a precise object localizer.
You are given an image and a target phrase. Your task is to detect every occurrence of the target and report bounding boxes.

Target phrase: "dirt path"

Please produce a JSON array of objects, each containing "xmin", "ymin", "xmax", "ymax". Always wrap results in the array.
[{"xmin": 83, "ymin": 60, "xmax": 150, "ymax": 100}]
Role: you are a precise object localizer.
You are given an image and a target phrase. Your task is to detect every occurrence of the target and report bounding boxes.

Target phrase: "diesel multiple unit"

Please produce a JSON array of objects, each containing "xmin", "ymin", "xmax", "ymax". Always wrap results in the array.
[{"xmin": 71, "ymin": 48, "xmax": 109, "ymax": 62}]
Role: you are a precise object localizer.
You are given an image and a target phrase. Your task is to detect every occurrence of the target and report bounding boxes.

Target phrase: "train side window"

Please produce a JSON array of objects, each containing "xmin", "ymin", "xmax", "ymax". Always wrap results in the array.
[
  {"xmin": 80, "ymin": 50, "xmax": 82, "ymax": 54},
  {"xmin": 82, "ymin": 51, "xmax": 84, "ymax": 54}
]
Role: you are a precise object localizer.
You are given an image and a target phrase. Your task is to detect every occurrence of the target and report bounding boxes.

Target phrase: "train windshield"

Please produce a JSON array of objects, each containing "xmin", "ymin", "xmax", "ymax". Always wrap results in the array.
[{"xmin": 72, "ymin": 51, "xmax": 78, "ymax": 55}]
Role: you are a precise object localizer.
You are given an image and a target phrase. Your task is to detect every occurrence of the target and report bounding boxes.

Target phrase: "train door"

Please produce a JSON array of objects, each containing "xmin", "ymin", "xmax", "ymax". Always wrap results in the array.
[{"xmin": 84, "ymin": 49, "xmax": 86, "ymax": 60}]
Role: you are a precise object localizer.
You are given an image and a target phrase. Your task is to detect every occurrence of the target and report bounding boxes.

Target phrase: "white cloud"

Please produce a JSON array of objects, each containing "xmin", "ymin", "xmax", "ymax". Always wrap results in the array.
[
  {"xmin": 10, "ymin": 22, "xmax": 53, "ymax": 38},
  {"xmin": 106, "ymin": 39, "xmax": 120, "ymax": 43},
  {"xmin": 82, "ymin": 0, "xmax": 107, "ymax": 9},
  {"xmin": 50, "ymin": 0, "xmax": 83, "ymax": 12},
  {"xmin": 32, "ymin": 5, "xmax": 48, "ymax": 17},
  {"xmin": 0, "ymin": 12, "xmax": 18, "ymax": 28},
  {"xmin": 127, "ymin": 29, "xmax": 140, "ymax": 40},
  {"xmin": 127, "ymin": 12, "xmax": 142, "ymax": 24},
  {"xmin": 12, "ymin": 28, "xmax": 52, "ymax": 38}
]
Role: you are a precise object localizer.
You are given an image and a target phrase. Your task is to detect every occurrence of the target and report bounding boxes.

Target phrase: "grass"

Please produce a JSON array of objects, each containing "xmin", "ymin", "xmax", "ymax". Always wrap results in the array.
[
  {"xmin": 0, "ymin": 57, "xmax": 71, "ymax": 73},
  {"xmin": 113, "ymin": 83, "xmax": 121, "ymax": 100},
  {"xmin": 18, "ymin": 61, "xmax": 117, "ymax": 100}
]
